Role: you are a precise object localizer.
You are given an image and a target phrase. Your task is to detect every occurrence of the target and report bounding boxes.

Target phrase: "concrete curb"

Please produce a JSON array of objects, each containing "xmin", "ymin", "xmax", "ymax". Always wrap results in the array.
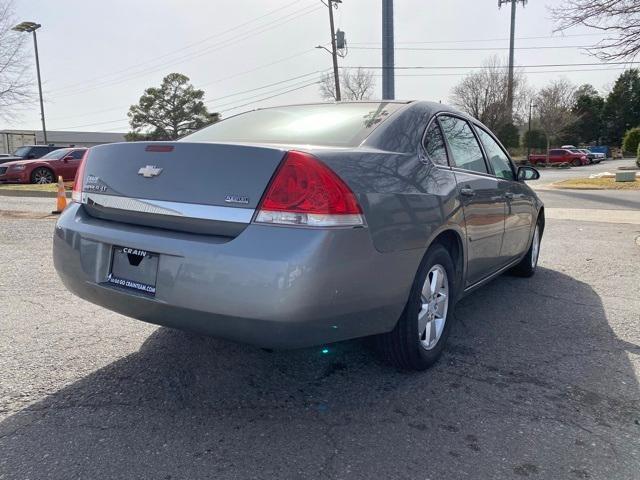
[
  {"xmin": 546, "ymin": 207, "xmax": 640, "ymax": 225},
  {"xmin": 0, "ymin": 189, "xmax": 68, "ymax": 198}
]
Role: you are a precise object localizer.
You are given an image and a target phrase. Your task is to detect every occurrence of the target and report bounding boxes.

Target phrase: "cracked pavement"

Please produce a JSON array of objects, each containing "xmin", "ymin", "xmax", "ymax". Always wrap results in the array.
[{"xmin": 0, "ymin": 193, "xmax": 639, "ymax": 479}]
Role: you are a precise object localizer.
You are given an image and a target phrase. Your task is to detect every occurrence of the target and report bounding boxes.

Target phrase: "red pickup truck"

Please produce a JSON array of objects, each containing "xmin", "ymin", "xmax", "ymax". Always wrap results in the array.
[{"xmin": 528, "ymin": 149, "xmax": 588, "ymax": 167}]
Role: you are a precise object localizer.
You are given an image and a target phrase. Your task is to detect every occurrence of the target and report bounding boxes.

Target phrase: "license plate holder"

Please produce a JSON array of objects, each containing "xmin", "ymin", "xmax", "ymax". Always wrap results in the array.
[{"xmin": 108, "ymin": 246, "xmax": 158, "ymax": 296}]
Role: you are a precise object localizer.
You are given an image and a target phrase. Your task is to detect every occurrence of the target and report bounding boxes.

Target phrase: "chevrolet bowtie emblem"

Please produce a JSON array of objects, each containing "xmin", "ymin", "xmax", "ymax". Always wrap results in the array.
[{"xmin": 138, "ymin": 165, "xmax": 163, "ymax": 178}]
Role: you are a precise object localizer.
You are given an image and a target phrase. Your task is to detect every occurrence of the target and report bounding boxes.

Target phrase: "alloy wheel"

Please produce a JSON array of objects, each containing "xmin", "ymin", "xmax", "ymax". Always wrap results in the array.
[
  {"xmin": 33, "ymin": 168, "xmax": 53, "ymax": 184},
  {"xmin": 418, "ymin": 264, "xmax": 449, "ymax": 350},
  {"xmin": 531, "ymin": 225, "xmax": 540, "ymax": 269}
]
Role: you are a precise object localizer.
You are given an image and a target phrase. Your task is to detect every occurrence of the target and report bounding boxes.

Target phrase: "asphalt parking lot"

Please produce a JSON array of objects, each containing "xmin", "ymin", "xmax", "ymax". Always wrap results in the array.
[{"xmin": 1, "ymin": 182, "xmax": 639, "ymax": 479}]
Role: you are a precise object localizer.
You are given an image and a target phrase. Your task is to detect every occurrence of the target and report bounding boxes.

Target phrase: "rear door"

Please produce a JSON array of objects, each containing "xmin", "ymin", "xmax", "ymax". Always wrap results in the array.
[
  {"xmin": 548, "ymin": 149, "xmax": 563, "ymax": 163},
  {"xmin": 61, "ymin": 149, "xmax": 85, "ymax": 180},
  {"xmin": 474, "ymin": 125, "xmax": 534, "ymax": 263},
  {"xmin": 438, "ymin": 115, "xmax": 506, "ymax": 286}
]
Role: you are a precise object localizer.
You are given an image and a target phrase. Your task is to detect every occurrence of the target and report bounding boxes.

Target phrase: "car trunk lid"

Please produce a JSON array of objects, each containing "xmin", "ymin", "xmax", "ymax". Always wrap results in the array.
[{"xmin": 80, "ymin": 142, "xmax": 287, "ymax": 236}]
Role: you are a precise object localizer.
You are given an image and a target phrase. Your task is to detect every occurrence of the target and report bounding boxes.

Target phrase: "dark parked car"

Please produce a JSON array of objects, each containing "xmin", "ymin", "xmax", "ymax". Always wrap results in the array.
[
  {"xmin": 53, "ymin": 101, "xmax": 544, "ymax": 370},
  {"xmin": 0, "ymin": 145, "xmax": 66, "ymax": 165},
  {"xmin": 0, "ymin": 147, "xmax": 87, "ymax": 184}
]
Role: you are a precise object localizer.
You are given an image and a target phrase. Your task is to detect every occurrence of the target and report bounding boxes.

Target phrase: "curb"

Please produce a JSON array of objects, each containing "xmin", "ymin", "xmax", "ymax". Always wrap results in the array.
[
  {"xmin": 547, "ymin": 181, "xmax": 639, "ymax": 191},
  {"xmin": 0, "ymin": 189, "xmax": 69, "ymax": 198}
]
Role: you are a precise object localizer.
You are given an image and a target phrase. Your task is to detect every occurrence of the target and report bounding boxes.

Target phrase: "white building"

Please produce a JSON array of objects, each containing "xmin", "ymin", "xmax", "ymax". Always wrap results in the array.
[{"xmin": 0, "ymin": 130, "xmax": 126, "ymax": 154}]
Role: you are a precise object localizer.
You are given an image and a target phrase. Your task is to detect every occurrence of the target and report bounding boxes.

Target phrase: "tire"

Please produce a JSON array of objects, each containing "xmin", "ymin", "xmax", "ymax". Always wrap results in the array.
[
  {"xmin": 31, "ymin": 167, "xmax": 54, "ymax": 184},
  {"xmin": 571, "ymin": 158, "xmax": 581, "ymax": 167},
  {"xmin": 378, "ymin": 244, "xmax": 457, "ymax": 370},
  {"xmin": 511, "ymin": 220, "xmax": 542, "ymax": 278}
]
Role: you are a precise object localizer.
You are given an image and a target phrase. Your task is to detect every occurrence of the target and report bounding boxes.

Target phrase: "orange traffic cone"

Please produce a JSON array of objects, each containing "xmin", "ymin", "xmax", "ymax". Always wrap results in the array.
[{"xmin": 52, "ymin": 176, "xmax": 68, "ymax": 214}]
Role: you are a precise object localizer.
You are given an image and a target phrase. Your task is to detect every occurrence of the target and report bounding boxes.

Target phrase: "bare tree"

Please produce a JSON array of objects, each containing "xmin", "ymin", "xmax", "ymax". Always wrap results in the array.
[
  {"xmin": 0, "ymin": 0, "xmax": 32, "ymax": 119},
  {"xmin": 319, "ymin": 68, "xmax": 376, "ymax": 101},
  {"xmin": 551, "ymin": 0, "xmax": 640, "ymax": 61},
  {"xmin": 535, "ymin": 79, "xmax": 577, "ymax": 160},
  {"xmin": 450, "ymin": 56, "xmax": 529, "ymax": 131}
]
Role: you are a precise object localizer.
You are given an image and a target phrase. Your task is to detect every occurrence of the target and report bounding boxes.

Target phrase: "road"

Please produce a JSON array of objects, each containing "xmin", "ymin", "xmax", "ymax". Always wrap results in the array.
[
  {"xmin": 528, "ymin": 158, "xmax": 635, "ymax": 187},
  {"xmin": 0, "ymin": 189, "xmax": 639, "ymax": 479}
]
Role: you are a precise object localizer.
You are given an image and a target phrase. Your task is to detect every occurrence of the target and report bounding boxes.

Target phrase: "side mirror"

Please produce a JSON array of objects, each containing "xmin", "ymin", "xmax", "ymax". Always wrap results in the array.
[
  {"xmin": 517, "ymin": 166, "xmax": 540, "ymax": 181},
  {"xmin": 63, "ymin": 155, "xmax": 74, "ymax": 162}
]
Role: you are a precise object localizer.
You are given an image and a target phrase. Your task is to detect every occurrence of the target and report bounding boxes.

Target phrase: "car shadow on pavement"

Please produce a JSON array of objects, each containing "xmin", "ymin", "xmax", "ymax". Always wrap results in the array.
[{"xmin": 1, "ymin": 267, "xmax": 638, "ymax": 479}]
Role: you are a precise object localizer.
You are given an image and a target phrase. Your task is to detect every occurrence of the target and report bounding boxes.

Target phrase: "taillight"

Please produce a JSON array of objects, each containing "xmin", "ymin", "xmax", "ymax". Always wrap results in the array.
[
  {"xmin": 254, "ymin": 150, "xmax": 364, "ymax": 227},
  {"xmin": 71, "ymin": 150, "xmax": 88, "ymax": 203}
]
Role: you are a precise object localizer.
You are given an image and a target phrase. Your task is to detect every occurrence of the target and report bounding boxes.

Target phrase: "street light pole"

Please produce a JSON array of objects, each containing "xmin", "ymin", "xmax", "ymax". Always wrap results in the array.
[{"xmin": 12, "ymin": 22, "xmax": 47, "ymax": 144}]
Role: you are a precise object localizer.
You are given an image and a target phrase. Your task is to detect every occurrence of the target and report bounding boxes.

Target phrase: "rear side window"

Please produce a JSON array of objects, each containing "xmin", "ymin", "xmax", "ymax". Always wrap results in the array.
[
  {"xmin": 182, "ymin": 102, "xmax": 405, "ymax": 147},
  {"xmin": 423, "ymin": 122, "xmax": 449, "ymax": 166},
  {"xmin": 438, "ymin": 116, "xmax": 488, "ymax": 174},
  {"xmin": 33, "ymin": 147, "xmax": 50, "ymax": 157},
  {"xmin": 476, "ymin": 127, "xmax": 514, "ymax": 180},
  {"xmin": 549, "ymin": 149, "xmax": 563, "ymax": 155}
]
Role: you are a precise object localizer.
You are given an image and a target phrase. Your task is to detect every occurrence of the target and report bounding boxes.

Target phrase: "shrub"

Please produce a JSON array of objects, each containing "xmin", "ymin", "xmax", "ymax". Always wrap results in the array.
[
  {"xmin": 622, "ymin": 127, "xmax": 640, "ymax": 155},
  {"xmin": 496, "ymin": 123, "xmax": 520, "ymax": 149}
]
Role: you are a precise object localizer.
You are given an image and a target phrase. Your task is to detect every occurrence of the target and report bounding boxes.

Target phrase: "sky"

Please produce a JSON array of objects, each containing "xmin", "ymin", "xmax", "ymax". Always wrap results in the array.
[{"xmin": 2, "ymin": 0, "xmax": 633, "ymax": 133}]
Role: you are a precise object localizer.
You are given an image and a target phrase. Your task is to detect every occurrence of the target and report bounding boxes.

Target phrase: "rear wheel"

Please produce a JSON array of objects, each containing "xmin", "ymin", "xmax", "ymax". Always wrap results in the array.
[
  {"xmin": 378, "ymin": 244, "xmax": 456, "ymax": 370},
  {"xmin": 511, "ymin": 221, "xmax": 542, "ymax": 277},
  {"xmin": 31, "ymin": 167, "xmax": 54, "ymax": 184}
]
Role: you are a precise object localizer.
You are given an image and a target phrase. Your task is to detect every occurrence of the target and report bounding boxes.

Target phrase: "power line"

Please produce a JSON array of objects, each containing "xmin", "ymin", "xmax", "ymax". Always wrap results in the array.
[
  {"xmin": 339, "ymin": 61, "xmax": 640, "ymax": 70},
  {"xmin": 54, "ymin": 118, "xmax": 130, "ymax": 130},
  {"xmin": 215, "ymin": 80, "xmax": 321, "ymax": 114},
  {"xmin": 210, "ymin": 76, "xmax": 325, "ymax": 111},
  {"xmin": 204, "ymin": 70, "xmax": 327, "ymax": 104},
  {"xmin": 48, "ymin": 4, "xmax": 323, "ymax": 99},
  {"xmin": 51, "ymin": 71, "xmax": 327, "ymax": 130},
  {"xmin": 47, "ymin": 48, "xmax": 319, "ymax": 121},
  {"xmin": 375, "ymin": 66, "xmax": 631, "ymax": 77},
  {"xmin": 47, "ymin": 0, "xmax": 313, "ymax": 95},
  {"xmin": 350, "ymin": 44, "xmax": 596, "ymax": 51},
  {"xmin": 349, "ymin": 32, "xmax": 607, "ymax": 46}
]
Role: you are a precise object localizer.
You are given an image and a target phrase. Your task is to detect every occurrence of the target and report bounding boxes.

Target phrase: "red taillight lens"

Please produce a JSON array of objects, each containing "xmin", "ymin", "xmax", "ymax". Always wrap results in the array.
[
  {"xmin": 71, "ymin": 150, "xmax": 88, "ymax": 203},
  {"xmin": 255, "ymin": 151, "xmax": 363, "ymax": 227}
]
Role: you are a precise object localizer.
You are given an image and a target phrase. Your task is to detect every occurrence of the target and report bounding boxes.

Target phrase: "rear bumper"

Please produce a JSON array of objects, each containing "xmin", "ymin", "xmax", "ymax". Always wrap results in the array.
[{"xmin": 53, "ymin": 204, "xmax": 420, "ymax": 348}]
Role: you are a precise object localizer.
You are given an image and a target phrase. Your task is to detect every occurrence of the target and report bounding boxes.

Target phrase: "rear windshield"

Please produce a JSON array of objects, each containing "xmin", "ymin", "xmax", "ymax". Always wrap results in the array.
[
  {"xmin": 181, "ymin": 102, "xmax": 405, "ymax": 147},
  {"xmin": 41, "ymin": 148, "xmax": 72, "ymax": 159}
]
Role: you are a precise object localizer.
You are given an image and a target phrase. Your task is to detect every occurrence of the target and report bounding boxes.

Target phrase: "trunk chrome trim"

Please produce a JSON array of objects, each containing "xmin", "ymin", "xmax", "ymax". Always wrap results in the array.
[{"xmin": 81, "ymin": 192, "xmax": 254, "ymax": 223}]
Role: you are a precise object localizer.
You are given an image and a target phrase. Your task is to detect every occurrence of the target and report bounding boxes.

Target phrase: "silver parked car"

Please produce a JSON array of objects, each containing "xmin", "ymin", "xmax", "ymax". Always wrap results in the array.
[{"xmin": 53, "ymin": 101, "xmax": 544, "ymax": 370}]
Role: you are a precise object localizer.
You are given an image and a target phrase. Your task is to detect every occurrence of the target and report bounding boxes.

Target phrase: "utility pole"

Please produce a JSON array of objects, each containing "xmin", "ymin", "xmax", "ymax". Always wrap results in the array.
[
  {"xmin": 527, "ymin": 100, "xmax": 532, "ymax": 159},
  {"xmin": 327, "ymin": 0, "xmax": 341, "ymax": 101},
  {"xmin": 382, "ymin": 0, "xmax": 395, "ymax": 99},
  {"xmin": 498, "ymin": 0, "xmax": 526, "ymax": 122},
  {"xmin": 12, "ymin": 21, "xmax": 47, "ymax": 144}
]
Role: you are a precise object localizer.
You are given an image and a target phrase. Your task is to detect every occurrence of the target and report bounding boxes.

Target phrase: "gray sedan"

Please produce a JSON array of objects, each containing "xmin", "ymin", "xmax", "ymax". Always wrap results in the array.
[{"xmin": 53, "ymin": 101, "xmax": 543, "ymax": 370}]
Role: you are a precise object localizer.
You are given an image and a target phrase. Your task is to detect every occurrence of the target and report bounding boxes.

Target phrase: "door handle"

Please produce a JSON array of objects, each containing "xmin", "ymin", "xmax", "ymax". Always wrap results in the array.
[
  {"xmin": 504, "ymin": 192, "xmax": 515, "ymax": 199},
  {"xmin": 460, "ymin": 187, "xmax": 475, "ymax": 197}
]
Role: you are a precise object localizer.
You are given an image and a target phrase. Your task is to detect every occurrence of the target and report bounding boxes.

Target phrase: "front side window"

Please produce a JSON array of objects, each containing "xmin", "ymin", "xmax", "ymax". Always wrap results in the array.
[
  {"xmin": 423, "ymin": 122, "xmax": 449, "ymax": 166},
  {"xmin": 438, "ymin": 116, "xmax": 487, "ymax": 174},
  {"xmin": 476, "ymin": 127, "xmax": 514, "ymax": 180},
  {"xmin": 70, "ymin": 150, "xmax": 86, "ymax": 159}
]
